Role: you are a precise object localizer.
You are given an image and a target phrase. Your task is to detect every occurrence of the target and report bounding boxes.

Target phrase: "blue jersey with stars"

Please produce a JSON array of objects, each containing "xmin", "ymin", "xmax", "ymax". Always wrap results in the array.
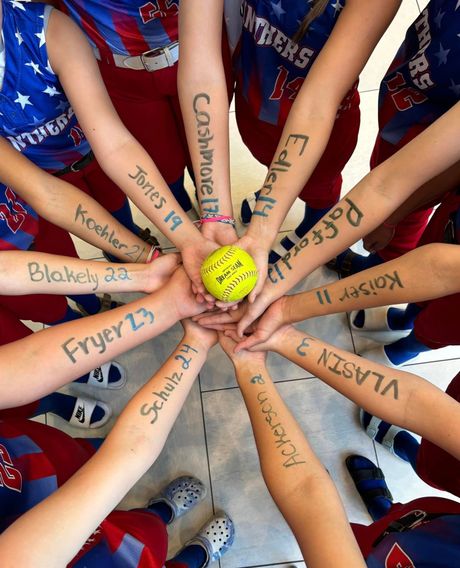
[
  {"xmin": 377, "ymin": 0, "xmax": 460, "ymax": 148},
  {"xmin": 236, "ymin": 0, "xmax": 352, "ymax": 127},
  {"xmin": 0, "ymin": 0, "xmax": 91, "ymax": 172},
  {"xmin": 0, "ymin": 0, "xmax": 91, "ymax": 251}
]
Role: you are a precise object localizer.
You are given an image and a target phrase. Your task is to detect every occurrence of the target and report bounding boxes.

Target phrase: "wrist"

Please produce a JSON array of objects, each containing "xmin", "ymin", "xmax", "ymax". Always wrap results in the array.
[
  {"xmin": 173, "ymin": 220, "xmax": 203, "ymax": 251},
  {"xmin": 247, "ymin": 215, "xmax": 278, "ymax": 246},
  {"xmin": 284, "ymin": 292, "xmax": 317, "ymax": 323},
  {"xmin": 234, "ymin": 359, "xmax": 267, "ymax": 378},
  {"xmin": 177, "ymin": 228, "xmax": 206, "ymax": 252},
  {"xmin": 182, "ymin": 332, "xmax": 214, "ymax": 354}
]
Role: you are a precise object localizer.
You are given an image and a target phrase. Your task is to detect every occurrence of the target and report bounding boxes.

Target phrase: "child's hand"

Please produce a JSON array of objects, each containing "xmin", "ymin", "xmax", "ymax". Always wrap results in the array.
[
  {"xmin": 181, "ymin": 318, "xmax": 218, "ymax": 351},
  {"xmin": 218, "ymin": 331, "xmax": 266, "ymax": 368}
]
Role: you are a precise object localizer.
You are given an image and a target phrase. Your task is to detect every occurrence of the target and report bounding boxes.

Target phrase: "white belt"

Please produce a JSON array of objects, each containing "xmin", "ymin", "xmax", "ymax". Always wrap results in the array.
[{"xmin": 94, "ymin": 41, "xmax": 179, "ymax": 72}]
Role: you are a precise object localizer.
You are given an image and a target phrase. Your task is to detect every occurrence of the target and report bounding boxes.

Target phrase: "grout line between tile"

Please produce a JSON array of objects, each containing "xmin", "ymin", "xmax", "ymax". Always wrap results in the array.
[
  {"xmin": 235, "ymin": 560, "xmax": 304, "ymax": 568},
  {"xmin": 402, "ymin": 356, "xmax": 460, "ymax": 368},
  {"xmin": 198, "ymin": 372, "xmax": 217, "ymax": 516},
  {"xmin": 200, "ymin": 374, "xmax": 316, "ymax": 395},
  {"xmin": 372, "ymin": 440, "xmax": 379, "ymax": 465}
]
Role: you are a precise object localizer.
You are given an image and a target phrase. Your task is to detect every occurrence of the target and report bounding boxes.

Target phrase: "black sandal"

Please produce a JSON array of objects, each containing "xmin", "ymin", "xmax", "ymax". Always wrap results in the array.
[{"xmin": 345, "ymin": 454, "xmax": 393, "ymax": 521}]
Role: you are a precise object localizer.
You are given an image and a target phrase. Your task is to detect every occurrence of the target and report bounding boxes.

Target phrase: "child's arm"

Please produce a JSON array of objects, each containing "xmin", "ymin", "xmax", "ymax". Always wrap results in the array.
[
  {"xmin": 223, "ymin": 242, "xmax": 460, "ymax": 350},
  {"xmin": 0, "ymin": 137, "xmax": 152, "ymax": 263},
  {"xmin": 254, "ymin": 326, "xmax": 460, "ymax": 461},
  {"xmin": 178, "ymin": 0, "xmax": 236, "ymax": 247},
  {"xmin": 0, "ymin": 251, "xmax": 179, "ymax": 296},
  {"xmin": 236, "ymin": 100, "xmax": 460, "ymax": 333},
  {"xmin": 363, "ymin": 159, "xmax": 460, "ymax": 252},
  {"xmin": 0, "ymin": 267, "xmax": 211, "ymax": 409},
  {"xmin": 0, "ymin": 250, "xmax": 179, "ymax": 295},
  {"xmin": 47, "ymin": 8, "xmax": 217, "ymax": 294},
  {"xmin": 238, "ymin": 0, "xmax": 401, "ymax": 298},
  {"xmin": 0, "ymin": 321, "xmax": 217, "ymax": 568},
  {"xmin": 220, "ymin": 336, "xmax": 366, "ymax": 568}
]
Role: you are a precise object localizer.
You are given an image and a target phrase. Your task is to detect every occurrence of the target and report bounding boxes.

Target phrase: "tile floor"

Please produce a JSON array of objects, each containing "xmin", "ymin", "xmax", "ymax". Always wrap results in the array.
[{"xmin": 33, "ymin": 0, "xmax": 460, "ymax": 565}]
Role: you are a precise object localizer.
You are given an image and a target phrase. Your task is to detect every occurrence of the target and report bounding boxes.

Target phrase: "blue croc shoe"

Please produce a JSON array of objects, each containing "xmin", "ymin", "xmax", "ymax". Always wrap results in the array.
[
  {"xmin": 184, "ymin": 513, "xmax": 235, "ymax": 566},
  {"xmin": 148, "ymin": 476, "xmax": 207, "ymax": 522}
]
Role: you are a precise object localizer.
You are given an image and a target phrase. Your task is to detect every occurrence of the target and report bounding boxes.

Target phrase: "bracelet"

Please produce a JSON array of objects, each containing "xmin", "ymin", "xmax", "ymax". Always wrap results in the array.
[
  {"xmin": 383, "ymin": 221, "xmax": 397, "ymax": 229},
  {"xmin": 146, "ymin": 245, "xmax": 160, "ymax": 263},
  {"xmin": 199, "ymin": 214, "xmax": 236, "ymax": 227}
]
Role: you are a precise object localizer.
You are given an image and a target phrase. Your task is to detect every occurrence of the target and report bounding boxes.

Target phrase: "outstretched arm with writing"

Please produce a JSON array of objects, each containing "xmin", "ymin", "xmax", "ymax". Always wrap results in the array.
[
  {"xmin": 0, "ymin": 137, "xmax": 152, "ymax": 263},
  {"xmin": 235, "ymin": 100, "xmax": 460, "ymax": 334},
  {"xmin": 178, "ymin": 0, "xmax": 236, "ymax": 247},
  {"xmin": 248, "ymin": 325, "xmax": 460, "ymax": 462},
  {"xmin": 219, "ymin": 334, "xmax": 366, "ymax": 568},
  {"xmin": 0, "ymin": 250, "xmax": 180, "ymax": 296},
  {"xmin": 0, "ymin": 320, "xmax": 217, "ymax": 568},
  {"xmin": 230, "ymin": 242, "xmax": 460, "ymax": 350},
  {"xmin": 0, "ymin": 267, "xmax": 212, "ymax": 410},
  {"xmin": 238, "ymin": 0, "xmax": 401, "ymax": 298},
  {"xmin": 47, "ymin": 9, "xmax": 216, "ymax": 294}
]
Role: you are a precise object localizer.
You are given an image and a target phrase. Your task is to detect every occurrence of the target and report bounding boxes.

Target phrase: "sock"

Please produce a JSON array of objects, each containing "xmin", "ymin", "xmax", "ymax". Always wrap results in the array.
[
  {"xmin": 169, "ymin": 175, "xmax": 192, "ymax": 212},
  {"xmin": 384, "ymin": 330, "xmax": 432, "ymax": 365},
  {"xmin": 386, "ymin": 307, "xmax": 412, "ymax": 331},
  {"xmin": 68, "ymin": 294, "xmax": 101, "ymax": 315},
  {"xmin": 170, "ymin": 545, "xmax": 207, "ymax": 568},
  {"xmin": 332, "ymin": 249, "xmax": 384, "ymax": 276},
  {"xmin": 111, "ymin": 198, "xmax": 138, "ymax": 234},
  {"xmin": 147, "ymin": 501, "xmax": 174, "ymax": 524},
  {"xmin": 393, "ymin": 431, "xmax": 420, "ymax": 470},
  {"xmin": 73, "ymin": 364, "xmax": 122, "ymax": 387},
  {"xmin": 34, "ymin": 393, "xmax": 105, "ymax": 424},
  {"xmin": 386, "ymin": 303, "xmax": 421, "ymax": 331},
  {"xmin": 240, "ymin": 190, "xmax": 261, "ymax": 224},
  {"xmin": 49, "ymin": 304, "xmax": 82, "ymax": 325},
  {"xmin": 269, "ymin": 204, "xmax": 332, "ymax": 263}
]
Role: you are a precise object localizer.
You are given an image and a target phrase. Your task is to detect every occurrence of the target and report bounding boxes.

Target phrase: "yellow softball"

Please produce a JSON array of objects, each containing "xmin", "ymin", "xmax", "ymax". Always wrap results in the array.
[{"xmin": 200, "ymin": 245, "xmax": 258, "ymax": 302}]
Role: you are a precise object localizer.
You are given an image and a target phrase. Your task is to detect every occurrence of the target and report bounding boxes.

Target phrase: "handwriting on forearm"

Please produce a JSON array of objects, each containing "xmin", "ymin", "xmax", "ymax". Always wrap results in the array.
[
  {"xmin": 339, "ymin": 271, "xmax": 404, "ymax": 302},
  {"xmin": 28, "ymin": 261, "xmax": 99, "ymax": 291},
  {"xmin": 256, "ymin": 390, "xmax": 306, "ymax": 468},
  {"xmin": 74, "ymin": 204, "xmax": 145, "ymax": 261},
  {"xmin": 254, "ymin": 134, "xmax": 309, "ymax": 219},
  {"xmin": 296, "ymin": 335, "xmax": 316, "ymax": 356},
  {"xmin": 128, "ymin": 166, "xmax": 183, "ymax": 231},
  {"xmin": 312, "ymin": 271, "xmax": 404, "ymax": 306},
  {"xmin": 61, "ymin": 306, "xmax": 154, "ymax": 363},
  {"xmin": 193, "ymin": 93, "xmax": 219, "ymax": 213},
  {"xmin": 139, "ymin": 343, "xmax": 199, "ymax": 424},
  {"xmin": 27, "ymin": 262, "xmax": 133, "ymax": 292},
  {"xmin": 268, "ymin": 198, "xmax": 364, "ymax": 284},
  {"xmin": 295, "ymin": 336, "xmax": 399, "ymax": 399}
]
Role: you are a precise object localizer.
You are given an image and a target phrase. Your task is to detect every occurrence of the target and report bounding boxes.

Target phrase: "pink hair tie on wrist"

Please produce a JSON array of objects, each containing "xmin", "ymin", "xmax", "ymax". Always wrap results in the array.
[
  {"xmin": 146, "ymin": 245, "xmax": 160, "ymax": 263},
  {"xmin": 200, "ymin": 214, "xmax": 236, "ymax": 227}
]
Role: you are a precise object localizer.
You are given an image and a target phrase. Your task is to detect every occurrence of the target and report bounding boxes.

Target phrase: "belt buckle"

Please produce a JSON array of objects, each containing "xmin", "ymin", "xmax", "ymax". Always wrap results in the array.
[{"xmin": 140, "ymin": 41, "xmax": 178, "ymax": 71}]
